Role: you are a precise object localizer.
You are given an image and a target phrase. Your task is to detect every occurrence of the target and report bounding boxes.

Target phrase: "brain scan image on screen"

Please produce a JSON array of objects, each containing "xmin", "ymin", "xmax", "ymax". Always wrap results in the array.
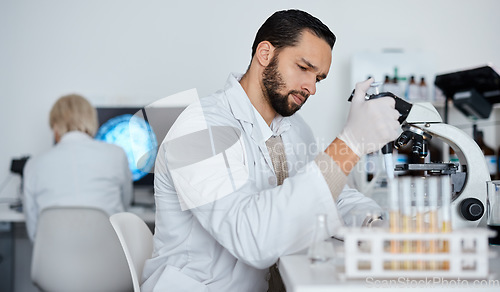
[{"xmin": 95, "ymin": 114, "xmax": 158, "ymax": 181}]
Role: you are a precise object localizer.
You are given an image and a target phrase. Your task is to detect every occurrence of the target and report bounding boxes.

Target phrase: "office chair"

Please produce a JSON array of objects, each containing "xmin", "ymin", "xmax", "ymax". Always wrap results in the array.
[
  {"xmin": 31, "ymin": 206, "xmax": 133, "ymax": 292},
  {"xmin": 110, "ymin": 212, "xmax": 154, "ymax": 292}
]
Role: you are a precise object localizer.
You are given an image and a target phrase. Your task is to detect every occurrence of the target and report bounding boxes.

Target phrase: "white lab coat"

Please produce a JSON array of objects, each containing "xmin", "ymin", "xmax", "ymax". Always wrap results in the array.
[
  {"xmin": 141, "ymin": 74, "xmax": 382, "ymax": 291},
  {"xmin": 23, "ymin": 131, "xmax": 133, "ymax": 241}
]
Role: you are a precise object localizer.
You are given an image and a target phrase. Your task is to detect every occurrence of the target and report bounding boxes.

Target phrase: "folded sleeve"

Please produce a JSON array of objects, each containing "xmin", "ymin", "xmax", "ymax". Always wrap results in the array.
[{"xmin": 314, "ymin": 151, "xmax": 348, "ymax": 201}]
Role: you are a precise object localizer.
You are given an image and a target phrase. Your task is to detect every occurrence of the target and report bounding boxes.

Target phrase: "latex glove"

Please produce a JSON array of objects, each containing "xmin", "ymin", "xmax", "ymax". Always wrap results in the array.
[
  {"xmin": 368, "ymin": 218, "xmax": 388, "ymax": 228},
  {"xmin": 338, "ymin": 78, "xmax": 401, "ymax": 157}
]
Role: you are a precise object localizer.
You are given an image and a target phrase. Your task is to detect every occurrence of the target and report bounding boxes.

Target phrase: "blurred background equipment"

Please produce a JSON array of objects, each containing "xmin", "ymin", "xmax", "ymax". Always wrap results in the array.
[
  {"xmin": 435, "ymin": 65, "xmax": 500, "ymax": 121},
  {"xmin": 10, "ymin": 156, "xmax": 30, "ymax": 178},
  {"xmin": 95, "ymin": 106, "xmax": 185, "ymax": 187}
]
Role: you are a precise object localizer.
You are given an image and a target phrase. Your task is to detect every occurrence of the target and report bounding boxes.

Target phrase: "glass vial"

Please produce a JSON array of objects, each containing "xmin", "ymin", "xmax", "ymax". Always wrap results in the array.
[{"xmin": 308, "ymin": 214, "xmax": 335, "ymax": 264}]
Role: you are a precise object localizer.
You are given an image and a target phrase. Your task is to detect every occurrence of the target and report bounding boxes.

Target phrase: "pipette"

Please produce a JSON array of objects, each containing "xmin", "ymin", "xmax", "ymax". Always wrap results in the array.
[
  {"xmin": 368, "ymin": 82, "xmax": 395, "ymax": 180},
  {"xmin": 348, "ymin": 81, "xmax": 413, "ymax": 181}
]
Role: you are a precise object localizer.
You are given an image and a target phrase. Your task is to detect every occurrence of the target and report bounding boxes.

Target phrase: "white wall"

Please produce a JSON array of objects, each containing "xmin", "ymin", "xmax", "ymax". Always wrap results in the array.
[{"xmin": 1, "ymin": 0, "xmax": 500, "ymax": 196}]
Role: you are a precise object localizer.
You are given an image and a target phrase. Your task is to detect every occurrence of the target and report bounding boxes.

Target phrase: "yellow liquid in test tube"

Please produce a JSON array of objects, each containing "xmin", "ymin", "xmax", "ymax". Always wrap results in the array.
[
  {"xmin": 389, "ymin": 179, "xmax": 400, "ymax": 270},
  {"xmin": 441, "ymin": 220, "xmax": 452, "ymax": 270},
  {"xmin": 402, "ymin": 215, "xmax": 413, "ymax": 270},
  {"xmin": 414, "ymin": 178, "xmax": 425, "ymax": 270},
  {"xmin": 389, "ymin": 210, "xmax": 400, "ymax": 270},
  {"xmin": 400, "ymin": 177, "xmax": 413, "ymax": 270},
  {"xmin": 415, "ymin": 212, "xmax": 425, "ymax": 270},
  {"xmin": 428, "ymin": 210, "xmax": 439, "ymax": 270},
  {"xmin": 427, "ymin": 177, "xmax": 439, "ymax": 270},
  {"xmin": 440, "ymin": 176, "xmax": 452, "ymax": 271}
]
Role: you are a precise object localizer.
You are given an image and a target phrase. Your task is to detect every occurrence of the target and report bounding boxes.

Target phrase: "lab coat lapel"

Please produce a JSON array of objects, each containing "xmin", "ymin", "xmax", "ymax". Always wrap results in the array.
[
  {"xmin": 236, "ymin": 108, "xmax": 275, "ymax": 175},
  {"xmin": 224, "ymin": 74, "xmax": 275, "ymax": 174},
  {"xmin": 252, "ymin": 124, "xmax": 275, "ymax": 175}
]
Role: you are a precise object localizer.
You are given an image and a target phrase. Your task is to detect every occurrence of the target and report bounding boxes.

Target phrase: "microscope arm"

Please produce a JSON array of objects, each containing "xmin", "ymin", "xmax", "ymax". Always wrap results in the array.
[{"xmin": 406, "ymin": 103, "xmax": 490, "ymax": 228}]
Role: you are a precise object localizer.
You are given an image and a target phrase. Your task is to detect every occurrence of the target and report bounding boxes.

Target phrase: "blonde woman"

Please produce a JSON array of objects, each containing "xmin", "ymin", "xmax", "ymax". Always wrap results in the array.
[{"xmin": 23, "ymin": 94, "xmax": 133, "ymax": 241}]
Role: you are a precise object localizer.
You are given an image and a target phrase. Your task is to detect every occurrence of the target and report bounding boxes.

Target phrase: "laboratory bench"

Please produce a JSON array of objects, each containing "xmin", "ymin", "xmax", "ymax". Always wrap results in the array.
[{"xmin": 280, "ymin": 241, "xmax": 500, "ymax": 292}]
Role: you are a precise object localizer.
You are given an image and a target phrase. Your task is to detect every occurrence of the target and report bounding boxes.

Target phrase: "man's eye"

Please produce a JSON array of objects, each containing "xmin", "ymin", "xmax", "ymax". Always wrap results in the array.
[{"xmin": 298, "ymin": 65, "xmax": 307, "ymax": 71}]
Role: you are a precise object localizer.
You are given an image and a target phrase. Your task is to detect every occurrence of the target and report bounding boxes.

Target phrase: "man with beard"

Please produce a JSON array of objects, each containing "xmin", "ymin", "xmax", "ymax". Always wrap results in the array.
[{"xmin": 142, "ymin": 9, "xmax": 400, "ymax": 292}]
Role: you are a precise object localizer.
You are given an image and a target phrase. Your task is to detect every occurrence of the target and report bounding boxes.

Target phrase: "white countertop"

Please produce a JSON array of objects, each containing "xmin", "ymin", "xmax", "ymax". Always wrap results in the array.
[{"xmin": 280, "ymin": 244, "xmax": 500, "ymax": 292}]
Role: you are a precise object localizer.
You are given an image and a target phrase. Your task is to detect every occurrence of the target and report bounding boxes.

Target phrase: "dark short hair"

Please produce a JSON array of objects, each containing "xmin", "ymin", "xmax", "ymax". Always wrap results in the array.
[{"xmin": 251, "ymin": 9, "xmax": 336, "ymax": 58}]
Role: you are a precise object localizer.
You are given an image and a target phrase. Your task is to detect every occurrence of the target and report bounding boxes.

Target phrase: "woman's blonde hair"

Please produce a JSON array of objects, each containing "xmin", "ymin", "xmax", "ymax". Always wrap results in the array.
[{"xmin": 49, "ymin": 94, "xmax": 98, "ymax": 137}]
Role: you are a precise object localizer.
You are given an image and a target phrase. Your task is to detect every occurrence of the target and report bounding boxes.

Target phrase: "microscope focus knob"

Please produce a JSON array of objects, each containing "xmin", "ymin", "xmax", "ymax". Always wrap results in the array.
[{"xmin": 459, "ymin": 198, "xmax": 485, "ymax": 221}]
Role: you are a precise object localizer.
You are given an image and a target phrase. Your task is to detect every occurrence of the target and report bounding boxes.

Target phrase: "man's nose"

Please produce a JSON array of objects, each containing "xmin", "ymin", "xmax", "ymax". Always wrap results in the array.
[{"xmin": 302, "ymin": 75, "xmax": 317, "ymax": 96}]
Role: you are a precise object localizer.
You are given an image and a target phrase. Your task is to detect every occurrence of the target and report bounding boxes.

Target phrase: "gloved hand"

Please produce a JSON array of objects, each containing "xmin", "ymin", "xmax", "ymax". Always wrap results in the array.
[
  {"xmin": 368, "ymin": 218, "xmax": 389, "ymax": 228},
  {"xmin": 338, "ymin": 78, "xmax": 401, "ymax": 157}
]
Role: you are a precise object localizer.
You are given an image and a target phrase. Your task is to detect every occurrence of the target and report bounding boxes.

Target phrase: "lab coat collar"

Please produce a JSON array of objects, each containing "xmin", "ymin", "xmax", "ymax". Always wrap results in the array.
[
  {"xmin": 58, "ymin": 131, "xmax": 93, "ymax": 144},
  {"xmin": 224, "ymin": 73, "xmax": 258, "ymax": 125},
  {"xmin": 224, "ymin": 73, "xmax": 291, "ymax": 176},
  {"xmin": 225, "ymin": 73, "xmax": 291, "ymax": 142}
]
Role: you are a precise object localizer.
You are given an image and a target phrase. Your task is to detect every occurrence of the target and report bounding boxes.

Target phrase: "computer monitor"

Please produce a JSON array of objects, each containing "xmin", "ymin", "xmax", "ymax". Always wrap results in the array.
[{"xmin": 95, "ymin": 106, "xmax": 186, "ymax": 186}]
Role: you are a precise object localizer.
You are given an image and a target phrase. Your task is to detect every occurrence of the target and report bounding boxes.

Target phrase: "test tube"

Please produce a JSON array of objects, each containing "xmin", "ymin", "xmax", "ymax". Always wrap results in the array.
[
  {"xmin": 440, "ymin": 175, "xmax": 452, "ymax": 270},
  {"xmin": 400, "ymin": 177, "xmax": 413, "ymax": 270},
  {"xmin": 389, "ymin": 178, "xmax": 400, "ymax": 270},
  {"xmin": 414, "ymin": 177, "xmax": 426, "ymax": 270},
  {"xmin": 427, "ymin": 176, "xmax": 439, "ymax": 270}
]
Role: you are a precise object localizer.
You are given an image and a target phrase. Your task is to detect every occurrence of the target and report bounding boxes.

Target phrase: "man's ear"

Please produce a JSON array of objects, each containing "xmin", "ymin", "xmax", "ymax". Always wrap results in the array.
[{"xmin": 255, "ymin": 41, "xmax": 275, "ymax": 67}]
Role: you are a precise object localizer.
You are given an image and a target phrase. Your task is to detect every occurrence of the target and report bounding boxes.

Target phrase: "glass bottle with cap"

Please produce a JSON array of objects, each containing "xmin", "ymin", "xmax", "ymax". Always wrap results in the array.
[
  {"xmin": 419, "ymin": 77, "xmax": 429, "ymax": 101},
  {"xmin": 474, "ymin": 130, "xmax": 497, "ymax": 180}
]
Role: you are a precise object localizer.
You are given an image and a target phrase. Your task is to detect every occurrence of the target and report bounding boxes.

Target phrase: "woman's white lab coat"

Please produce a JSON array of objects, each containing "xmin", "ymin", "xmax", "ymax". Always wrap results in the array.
[{"xmin": 23, "ymin": 131, "xmax": 133, "ymax": 241}]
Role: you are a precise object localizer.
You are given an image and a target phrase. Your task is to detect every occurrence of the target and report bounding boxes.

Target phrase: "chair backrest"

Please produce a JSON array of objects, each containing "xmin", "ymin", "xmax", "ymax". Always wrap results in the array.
[
  {"xmin": 31, "ymin": 206, "xmax": 133, "ymax": 292},
  {"xmin": 110, "ymin": 212, "xmax": 154, "ymax": 292}
]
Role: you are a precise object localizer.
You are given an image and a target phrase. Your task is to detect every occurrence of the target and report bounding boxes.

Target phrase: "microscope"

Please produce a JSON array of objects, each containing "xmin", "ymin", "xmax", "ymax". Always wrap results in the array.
[
  {"xmin": 393, "ymin": 101, "xmax": 489, "ymax": 228},
  {"xmin": 358, "ymin": 65, "xmax": 500, "ymax": 229}
]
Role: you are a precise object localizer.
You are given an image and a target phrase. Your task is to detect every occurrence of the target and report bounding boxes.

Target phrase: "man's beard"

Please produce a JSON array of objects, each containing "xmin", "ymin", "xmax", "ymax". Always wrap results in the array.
[{"xmin": 262, "ymin": 55, "xmax": 309, "ymax": 117}]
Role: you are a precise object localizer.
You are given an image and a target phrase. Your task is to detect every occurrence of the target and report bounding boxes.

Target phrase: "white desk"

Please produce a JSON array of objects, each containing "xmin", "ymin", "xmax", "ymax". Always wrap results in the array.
[
  {"xmin": 280, "ymin": 245, "xmax": 500, "ymax": 292},
  {"xmin": 0, "ymin": 202, "xmax": 155, "ymax": 223},
  {"xmin": 0, "ymin": 187, "xmax": 156, "ymax": 224},
  {"xmin": 0, "ymin": 201, "xmax": 25, "ymax": 223}
]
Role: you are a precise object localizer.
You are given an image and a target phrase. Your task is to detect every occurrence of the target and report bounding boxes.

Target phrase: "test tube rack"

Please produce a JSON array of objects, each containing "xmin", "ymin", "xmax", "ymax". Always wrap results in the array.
[{"xmin": 339, "ymin": 227, "xmax": 496, "ymax": 279}]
